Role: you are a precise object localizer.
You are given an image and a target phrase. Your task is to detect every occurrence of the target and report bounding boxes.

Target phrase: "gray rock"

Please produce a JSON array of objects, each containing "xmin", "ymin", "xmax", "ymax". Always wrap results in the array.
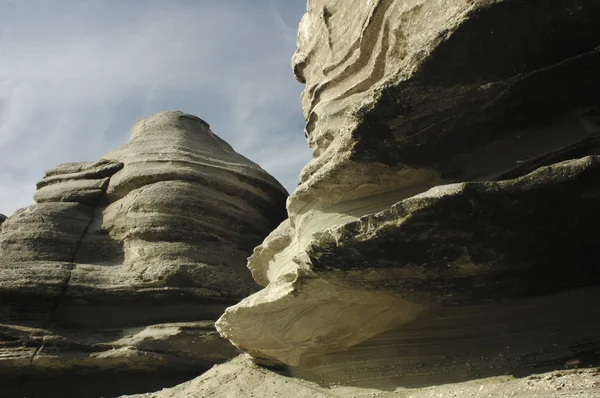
[
  {"xmin": 34, "ymin": 160, "xmax": 123, "ymax": 205},
  {"xmin": 0, "ymin": 321, "xmax": 237, "ymax": 372},
  {"xmin": 0, "ymin": 111, "xmax": 288, "ymax": 391},
  {"xmin": 0, "ymin": 203, "xmax": 92, "ymax": 262}
]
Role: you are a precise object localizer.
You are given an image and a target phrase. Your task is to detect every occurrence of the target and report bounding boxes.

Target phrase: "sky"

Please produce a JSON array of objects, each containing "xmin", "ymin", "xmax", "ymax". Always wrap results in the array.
[{"xmin": 0, "ymin": 0, "xmax": 310, "ymax": 216}]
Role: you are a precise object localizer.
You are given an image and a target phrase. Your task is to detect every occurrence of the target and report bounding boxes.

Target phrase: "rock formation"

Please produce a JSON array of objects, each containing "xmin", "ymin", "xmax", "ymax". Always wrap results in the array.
[
  {"xmin": 3, "ymin": 0, "xmax": 600, "ymax": 397},
  {"xmin": 215, "ymin": 0, "xmax": 600, "ymax": 393},
  {"xmin": 0, "ymin": 111, "xmax": 288, "ymax": 397}
]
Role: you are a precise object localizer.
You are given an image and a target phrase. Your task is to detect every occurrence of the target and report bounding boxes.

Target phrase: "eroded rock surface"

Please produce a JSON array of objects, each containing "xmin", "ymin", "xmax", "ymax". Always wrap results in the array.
[
  {"xmin": 218, "ymin": 158, "xmax": 600, "ymax": 367},
  {"xmin": 0, "ymin": 111, "xmax": 288, "ymax": 396},
  {"xmin": 119, "ymin": 354, "xmax": 600, "ymax": 398},
  {"xmin": 278, "ymin": 0, "xmax": 600, "ymax": 293},
  {"xmin": 291, "ymin": 0, "xmax": 600, "ymax": 213},
  {"xmin": 216, "ymin": 0, "xmax": 600, "ymax": 391}
]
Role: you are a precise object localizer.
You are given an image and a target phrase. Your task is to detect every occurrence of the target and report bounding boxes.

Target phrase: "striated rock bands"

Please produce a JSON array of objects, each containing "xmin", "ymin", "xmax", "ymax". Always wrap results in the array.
[
  {"xmin": 34, "ymin": 160, "xmax": 123, "ymax": 205},
  {"xmin": 0, "ymin": 203, "xmax": 91, "ymax": 263},
  {"xmin": 283, "ymin": 0, "xmax": 600, "ymax": 256},
  {"xmin": 216, "ymin": 0, "xmax": 600, "ymax": 394},
  {"xmin": 291, "ymin": 0, "xmax": 600, "ymax": 213},
  {"xmin": 307, "ymin": 156, "xmax": 600, "ymax": 304},
  {"xmin": 0, "ymin": 111, "xmax": 288, "ymax": 396},
  {"xmin": 218, "ymin": 157, "xmax": 600, "ymax": 367}
]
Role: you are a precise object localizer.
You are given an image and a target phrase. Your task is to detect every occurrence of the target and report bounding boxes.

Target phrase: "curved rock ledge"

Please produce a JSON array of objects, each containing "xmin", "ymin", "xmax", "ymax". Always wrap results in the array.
[
  {"xmin": 217, "ymin": 270, "xmax": 422, "ymax": 366},
  {"xmin": 218, "ymin": 156, "xmax": 600, "ymax": 368}
]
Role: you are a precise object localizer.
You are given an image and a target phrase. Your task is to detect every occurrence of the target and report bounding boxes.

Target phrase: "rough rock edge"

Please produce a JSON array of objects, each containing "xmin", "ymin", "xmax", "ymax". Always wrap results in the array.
[{"xmin": 218, "ymin": 156, "xmax": 600, "ymax": 365}]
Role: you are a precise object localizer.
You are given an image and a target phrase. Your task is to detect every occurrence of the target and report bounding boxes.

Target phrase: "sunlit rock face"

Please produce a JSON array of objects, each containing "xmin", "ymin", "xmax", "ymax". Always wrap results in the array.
[
  {"xmin": 216, "ymin": 0, "xmax": 600, "ymax": 387},
  {"xmin": 285, "ymin": 0, "xmax": 600, "ymax": 245},
  {"xmin": 291, "ymin": 0, "xmax": 600, "ymax": 213},
  {"xmin": 0, "ymin": 111, "xmax": 288, "ymax": 396}
]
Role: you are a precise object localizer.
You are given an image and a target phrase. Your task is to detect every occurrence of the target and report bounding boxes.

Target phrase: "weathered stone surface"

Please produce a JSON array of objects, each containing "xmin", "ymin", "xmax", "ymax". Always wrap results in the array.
[
  {"xmin": 118, "ymin": 354, "xmax": 600, "ymax": 398},
  {"xmin": 34, "ymin": 160, "xmax": 124, "ymax": 205},
  {"xmin": 0, "ymin": 111, "xmax": 288, "ymax": 395},
  {"xmin": 277, "ymin": 0, "xmax": 600, "ymax": 295},
  {"xmin": 291, "ymin": 0, "xmax": 600, "ymax": 213},
  {"xmin": 218, "ymin": 271, "xmax": 422, "ymax": 366},
  {"xmin": 307, "ymin": 156, "xmax": 600, "ymax": 304},
  {"xmin": 225, "ymin": 0, "xmax": 600, "ymax": 370},
  {"xmin": 0, "ymin": 203, "xmax": 92, "ymax": 262},
  {"xmin": 218, "ymin": 157, "xmax": 600, "ymax": 366},
  {"xmin": 121, "ymin": 355, "xmax": 339, "ymax": 398},
  {"xmin": 215, "ymin": 0, "xmax": 600, "ymax": 393},
  {"xmin": 4, "ymin": 0, "xmax": 600, "ymax": 396},
  {"xmin": 290, "ymin": 286, "xmax": 600, "ymax": 390},
  {"xmin": 0, "ymin": 321, "xmax": 237, "ymax": 372}
]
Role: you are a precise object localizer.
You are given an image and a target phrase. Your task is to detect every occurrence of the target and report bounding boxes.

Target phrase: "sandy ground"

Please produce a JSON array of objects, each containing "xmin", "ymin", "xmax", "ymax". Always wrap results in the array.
[{"xmin": 122, "ymin": 355, "xmax": 600, "ymax": 398}]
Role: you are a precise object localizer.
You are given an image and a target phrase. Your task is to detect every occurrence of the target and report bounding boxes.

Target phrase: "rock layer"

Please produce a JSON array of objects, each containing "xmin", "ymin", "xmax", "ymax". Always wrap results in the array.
[
  {"xmin": 307, "ymin": 156, "xmax": 600, "ymax": 304},
  {"xmin": 216, "ymin": 0, "xmax": 600, "ymax": 392},
  {"xmin": 0, "ymin": 111, "xmax": 288, "ymax": 396},
  {"xmin": 218, "ymin": 157, "xmax": 600, "ymax": 366}
]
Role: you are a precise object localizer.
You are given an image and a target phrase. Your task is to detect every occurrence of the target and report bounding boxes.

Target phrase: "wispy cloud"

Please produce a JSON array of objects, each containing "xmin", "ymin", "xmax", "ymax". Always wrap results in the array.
[{"xmin": 0, "ymin": 0, "xmax": 310, "ymax": 215}]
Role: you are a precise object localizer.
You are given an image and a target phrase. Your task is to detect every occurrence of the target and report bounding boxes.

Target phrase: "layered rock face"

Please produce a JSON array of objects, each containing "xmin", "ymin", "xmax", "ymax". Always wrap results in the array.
[
  {"xmin": 216, "ymin": 0, "xmax": 600, "ymax": 391},
  {"xmin": 0, "ymin": 111, "xmax": 288, "ymax": 397},
  {"xmin": 290, "ymin": 0, "xmax": 600, "ymax": 211}
]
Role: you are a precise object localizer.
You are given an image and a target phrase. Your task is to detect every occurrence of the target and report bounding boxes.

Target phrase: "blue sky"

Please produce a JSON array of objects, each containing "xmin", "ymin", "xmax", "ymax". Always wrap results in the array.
[{"xmin": 0, "ymin": 0, "xmax": 310, "ymax": 215}]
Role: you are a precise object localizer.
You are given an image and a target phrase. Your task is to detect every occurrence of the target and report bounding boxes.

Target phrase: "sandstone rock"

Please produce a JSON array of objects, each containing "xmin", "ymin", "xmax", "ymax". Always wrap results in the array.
[
  {"xmin": 4, "ymin": 0, "xmax": 600, "ymax": 395},
  {"xmin": 279, "ymin": 0, "xmax": 600, "ymax": 294},
  {"xmin": 291, "ymin": 0, "xmax": 600, "ymax": 214},
  {"xmin": 34, "ymin": 160, "xmax": 123, "ymax": 205},
  {"xmin": 289, "ymin": 286, "xmax": 600, "ymax": 390},
  {"xmin": 216, "ymin": 0, "xmax": 600, "ymax": 392},
  {"xmin": 118, "ymin": 354, "xmax": 600, "ymax": 398},
  {"xmin": 1, "ymin": 203, "xmax": 92, "ymax": 262},
  {"xmin": 0, "ymin": 111, "xmax": 288, "ymax": 396},
  {"xmin": 305, "ymin": 156, "xmax": 600, "ymax": 304},
  {"xmin": 218, "ymin": 157, "xmax": 600, "ymax": 366}
]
